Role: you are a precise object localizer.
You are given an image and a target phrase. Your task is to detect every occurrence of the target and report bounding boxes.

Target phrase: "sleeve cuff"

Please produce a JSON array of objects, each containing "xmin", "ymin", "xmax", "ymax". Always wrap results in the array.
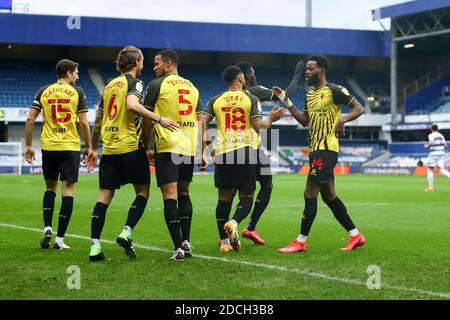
[{"xmin": 346, "ymin": 97, "xmax": 355, "ymax": 106}]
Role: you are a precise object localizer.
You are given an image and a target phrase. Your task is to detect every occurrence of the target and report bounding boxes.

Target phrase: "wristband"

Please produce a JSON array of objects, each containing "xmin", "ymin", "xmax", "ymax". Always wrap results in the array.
[{"xmin": 274, "ymin": 90, "xmax": 294, "ymax": 108}]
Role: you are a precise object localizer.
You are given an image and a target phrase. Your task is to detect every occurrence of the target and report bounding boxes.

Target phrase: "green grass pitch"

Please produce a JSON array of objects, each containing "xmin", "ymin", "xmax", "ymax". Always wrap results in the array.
[{"xmin": 0, "ymin": 173, "xmax": 449, "ymax": 300}]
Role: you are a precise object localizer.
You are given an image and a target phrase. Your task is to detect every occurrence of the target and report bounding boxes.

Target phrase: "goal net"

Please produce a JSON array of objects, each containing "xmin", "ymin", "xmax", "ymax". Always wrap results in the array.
[{"xmin": 0, "ymin": 142, "xmax": 22, "ymax": 175}]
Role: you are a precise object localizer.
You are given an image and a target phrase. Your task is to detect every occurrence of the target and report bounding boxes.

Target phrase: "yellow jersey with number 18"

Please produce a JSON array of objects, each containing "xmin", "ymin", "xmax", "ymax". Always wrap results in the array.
[{"xmin": 205, "ymin": 90, "xmax": 262, "ymax": 156}]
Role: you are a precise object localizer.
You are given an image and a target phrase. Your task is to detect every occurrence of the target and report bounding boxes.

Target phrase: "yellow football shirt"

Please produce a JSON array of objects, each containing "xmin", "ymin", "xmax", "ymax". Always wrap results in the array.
[
  {"xmin": 99, "ymin": 74, "xmax": 145, "ymax": 155},
  {"xmin": 144, "ymin": 74, "xmax": 202, "ymax": 156},
  {"xmin": 31, "ymin": 82, "xmax": 88, "ymax": 151},
  {"xmin": 205, "ymin": 89, "xmax": 262, "ymax": 156},
  {"xmin": 305, "ymin": 83, "xmax": 354, "ymax": 153}
]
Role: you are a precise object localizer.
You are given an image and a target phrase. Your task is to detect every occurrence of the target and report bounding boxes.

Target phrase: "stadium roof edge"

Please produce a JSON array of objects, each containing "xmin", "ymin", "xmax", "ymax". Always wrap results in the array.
[
  {"xmin": 0, "ymin": 13, "xmax": 389, "ymax": 57},
  {"xmin": 372, "ymin": 0, "xmax": 450, "ymax": 20}
]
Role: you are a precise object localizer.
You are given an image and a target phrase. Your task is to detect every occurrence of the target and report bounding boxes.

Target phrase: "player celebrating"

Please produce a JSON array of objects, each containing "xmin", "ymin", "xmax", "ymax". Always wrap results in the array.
[
  {"xmin": 234, "ymin": 60, "xmax": 304, "ymax": 245},
  {"xmin": 277, "ymin": 55, "xmax": 366, "ymax": 253},
  {"xmin": 144, "ymin": 49, "xmax": 206, "ymax": 261},
  {"xmin": 424, "ymin": 124, "xmax": 450, "ymax": 192},
  {"xmin": 25, "ymin": 59, "xmax": 91, "ymax": 250},
  {"xmin": 86, "ymin": 46, "xmax": 179, "ymax": 262},
  {"xmin": 202, "ymin": 66, "xmax": 285, "ymax": 253}
]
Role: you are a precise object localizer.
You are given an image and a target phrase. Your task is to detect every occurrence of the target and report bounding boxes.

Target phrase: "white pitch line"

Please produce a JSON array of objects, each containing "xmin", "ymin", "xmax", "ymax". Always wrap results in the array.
[{"xmin": 0, "ymin": 222, "xmax": 449, "ymax": 299}]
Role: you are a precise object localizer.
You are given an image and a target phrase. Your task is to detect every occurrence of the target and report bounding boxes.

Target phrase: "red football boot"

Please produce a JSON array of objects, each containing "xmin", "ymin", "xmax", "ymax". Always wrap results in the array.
[
  {"xmin": 341, "ymin": 233, "xmax": 366, "ymax": 251},
  {"xmin": 242, "ymin": 227, "xmax": 266, "ymax": 245},
  {"xmin": 278, "ymin": 240, "xmax": 307, "ymax": 253}
]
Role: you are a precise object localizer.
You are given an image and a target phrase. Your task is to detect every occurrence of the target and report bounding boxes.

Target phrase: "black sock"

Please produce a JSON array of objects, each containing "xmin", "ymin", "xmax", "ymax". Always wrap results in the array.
[
  {"xmin": 231, "ymin": 198, "xmax": 253, "ymax": 225},
  {"xmin": 248, "ymin": 185, "xmax": 272, "ymax": 231},
  {"xmin": 91, "ymin": 202, "xmax": 108, "ymax": 240},
  {"xmin": 125, "ymin": 195, "xmax": 148, "ymax": 230},
  {"xmin": 178, "ymin": 195, "xmax": 193, "ymax": 242},
  {"xmin": 216, "ymin": 200, "xmax": 232, "ymax": 240},
  {"xmin": 57, "ymin": 196, "xmax": 73, "ymax": 237},
  {"xmin": 300, "ymin": 198, "xmax": 318, "ymax": 236},
  {"xmin": 43, "ymin": 191, "xmax": 56, "ymax": 228},
  {"xmin": 164, "ymin": 199, "xmax": 182, "ymax": 250},
  {"xmin": 325, "ymin": 197, "xmax": 356, "ymax": 232}
]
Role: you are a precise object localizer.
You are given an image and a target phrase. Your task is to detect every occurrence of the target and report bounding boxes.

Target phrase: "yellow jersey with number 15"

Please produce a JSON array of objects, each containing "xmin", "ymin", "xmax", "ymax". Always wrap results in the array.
[{"xmin": 31, "ymin": 82, "xmax": 88, "ymax": 151}]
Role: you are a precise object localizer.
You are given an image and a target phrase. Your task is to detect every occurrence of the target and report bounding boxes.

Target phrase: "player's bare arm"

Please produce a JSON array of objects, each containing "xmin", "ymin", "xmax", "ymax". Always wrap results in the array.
[
  {"xmin": 78, "ymin": 111, "xmax": 92, "ymax": 161},
  {"xmin": 201, "ymin": 113, "xmax": 213, "ymax": 164},
  {"xmin": 24, "ymin": 108, "xmax": 40, "ymax": 164},
  {"xmin": 87, "ymin": 108, "xmax": 103, "ymax": 171},
  {"xmin": 196, "ymin": 112, "xmax": 208, "ymax": 170},
  {"xmin": 335, "ymin": 98, "xmax": 365, "ymax": 137},
  {"xmin": 126, "ymin": 94, "xmax": 180, "ymax": 132},
  {"xmin": 252, "ymin": 108, "xmax": 287, "ymax": 132},
  {"xmin": 272, "ymin": 86, "xmax": 308, "ymax": 127},
  {"xmin": 141, "ymin": 117, "xmax": 155, "ymax": 165}
]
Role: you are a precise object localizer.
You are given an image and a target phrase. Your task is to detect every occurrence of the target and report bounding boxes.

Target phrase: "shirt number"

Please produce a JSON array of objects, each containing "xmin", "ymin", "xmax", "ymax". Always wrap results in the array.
[
  {"xmin": 49, "ymin": 99, "xmax": 71, "ymax": 123},
  {"xmin": 178, "ymin": 89, "xmax": 193, "ymax": 115},
  {"xmin": 108, "ymin": 94, "xmax": 118, "ymax": 120},
  {"xmin": 221, "ymin": 107, "xmax": 246, "ymax": 131}
]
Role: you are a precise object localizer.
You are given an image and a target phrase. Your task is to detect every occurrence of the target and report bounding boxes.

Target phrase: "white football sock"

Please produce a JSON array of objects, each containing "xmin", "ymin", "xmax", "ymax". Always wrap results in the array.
[
  {"xmin": 55, "ymin": 236, "xmax": 63, "ymax": 244},
  {"xmin": 44, "ymin": 226, "xmax": 52, "ymax": 233},
  {"xmin": 231, "ymin": 219, "xmax": 238, "ymax": 229},
  {"xmin": 427, "ymin": 168, "xmax": 434, "ymax": 188},
  {"xmin": 349, "ymin": 228, "xmax": 359, "ymax": 237},
  {"xmin": 91, "ymin": 238, "xmax": 101, "ymax": 247},
  {"xmin": 297, "ymin": 234, "xmax": 308, "ymax": 242}
]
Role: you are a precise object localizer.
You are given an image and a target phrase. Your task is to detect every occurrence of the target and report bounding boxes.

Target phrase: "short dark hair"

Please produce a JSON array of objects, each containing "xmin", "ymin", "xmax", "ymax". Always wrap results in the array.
[
  {"xmin": 223, "ymin": 66, "xmax": 242, "ymax": 84},
  {"xmin": 56, "ymin": 59, "xmax": 78, "ymax": 79},
  {"xmin": 157, "ymin": 49, "xmax": 179, "ymax": 66},
  {"xmin": 235, "ymin": 61, "xmax": 253, "ymax": 76},
  {"xmin": 116, "ymin": 46, "xmax": 143, "ymax": 73},
  {"xmin": 308, "ymin": 55, "xmax": 329, "ymax": 71},
  {"xmin": 432, "ymin": 124, "xmax": 439, "ymax": 131}
]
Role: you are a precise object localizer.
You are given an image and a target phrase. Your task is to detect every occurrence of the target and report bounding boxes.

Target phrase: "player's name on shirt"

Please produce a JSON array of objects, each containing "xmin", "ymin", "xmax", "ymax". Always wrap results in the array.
[
  {"xmin": 165, "ymin": 78, "xmax": 194, "ymax": 87},
  {"xmin": 224, "ymin": 94, "xmax": 246, "ymax": 103},
  {"xmin": 105, "ymin": 79, "xmax": 126, "ymax": 91},
  {"xmin": 41, "ymin": 87, "xmax": 76, "ymax": 99}
]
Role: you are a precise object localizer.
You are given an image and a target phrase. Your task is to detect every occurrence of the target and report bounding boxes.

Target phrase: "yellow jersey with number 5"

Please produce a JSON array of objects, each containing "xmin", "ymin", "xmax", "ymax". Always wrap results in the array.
[{"xmin": 144, "ymin": 74, "xmax": 202, "ymax": 156}]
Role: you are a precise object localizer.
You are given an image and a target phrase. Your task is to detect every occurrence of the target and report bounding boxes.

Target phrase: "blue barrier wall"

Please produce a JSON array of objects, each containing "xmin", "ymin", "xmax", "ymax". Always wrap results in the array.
[
  {"xmin": 0, "ymin": 13, "xmax": 388, "ymax": 57},
  {"xmin": 405, "ymin": 74, "xmax": 450, "ymax": 113},
  {"xmin": 389, "ymin": 142, "xmax": 429, "ymax": 154}
]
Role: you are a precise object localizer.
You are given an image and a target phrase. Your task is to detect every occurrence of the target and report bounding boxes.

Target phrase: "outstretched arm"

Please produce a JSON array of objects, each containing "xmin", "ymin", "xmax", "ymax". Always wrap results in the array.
[
  {"xmin": 252, "ymin": 107, "xmax": 287, "ymax": 132},
  {"xmin": 272, "ymin": 86, "xmax": 308, "ymax": 127},
  {"xmin": 126, "ymin": 95, "xmax": 180, "ymax": 132},
  {"xmin": 285, "ymin": 60, "xmax": 305, "ymax": 98}
]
